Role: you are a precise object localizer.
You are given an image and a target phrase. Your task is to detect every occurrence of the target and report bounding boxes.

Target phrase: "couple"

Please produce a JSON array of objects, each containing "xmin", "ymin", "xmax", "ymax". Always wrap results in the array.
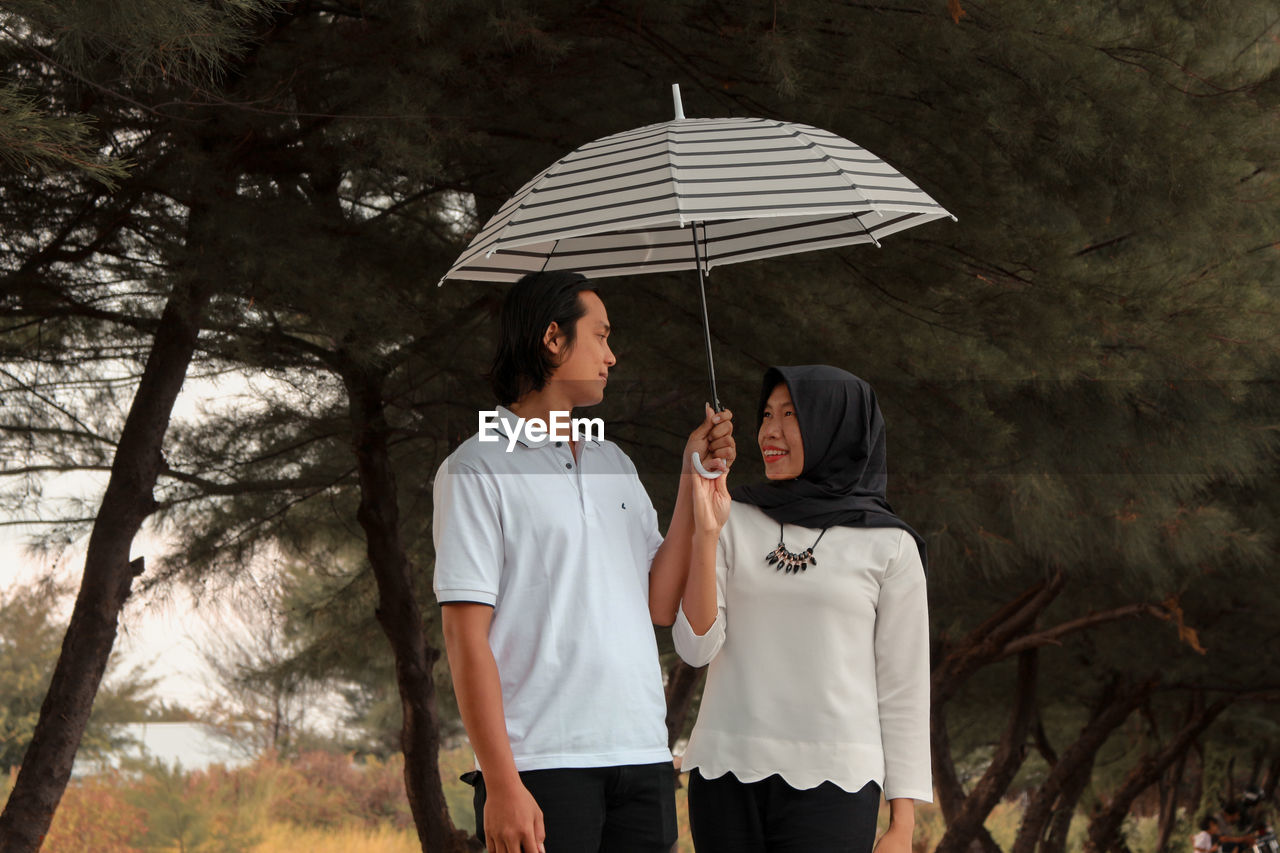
[{"xmin": 433, "ymin": 271, "xmax": 931, "ymax": 853}]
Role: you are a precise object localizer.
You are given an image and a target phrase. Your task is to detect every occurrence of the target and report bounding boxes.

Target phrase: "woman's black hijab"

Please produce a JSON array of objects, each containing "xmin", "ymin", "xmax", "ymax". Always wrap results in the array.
[{"xmin": 732, "ymin": 365, "xmax": 927, "ymax": 569}]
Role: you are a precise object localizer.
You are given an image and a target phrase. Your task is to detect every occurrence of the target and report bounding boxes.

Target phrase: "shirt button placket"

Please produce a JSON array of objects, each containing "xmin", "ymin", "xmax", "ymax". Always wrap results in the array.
[
  {"xmin": 567, "ymin": 446, "xmax": 588, "ymax": 515},
  {"xmin": 556, "ymin": 443, "xmax": 585, "ymax": 511},
  {"xmin": 578, "ymin": 450, "xmax": 590, "ymax": 516}
]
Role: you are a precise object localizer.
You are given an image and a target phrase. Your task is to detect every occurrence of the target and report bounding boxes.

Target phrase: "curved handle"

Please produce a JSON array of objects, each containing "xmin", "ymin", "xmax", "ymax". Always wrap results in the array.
[{"xmin": 691, "ymin": 451, "xmax": 723, "ymax": 480}]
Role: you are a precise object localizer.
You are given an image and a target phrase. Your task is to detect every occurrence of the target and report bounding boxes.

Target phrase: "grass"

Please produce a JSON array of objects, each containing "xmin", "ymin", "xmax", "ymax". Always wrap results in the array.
[
  {"xmin": 21, "ymin": 744, "xmax": 1169, "ymax": 852},
  {"xmin": 250, "ymin": 822, "xmax": 421, "ymax": 853}
]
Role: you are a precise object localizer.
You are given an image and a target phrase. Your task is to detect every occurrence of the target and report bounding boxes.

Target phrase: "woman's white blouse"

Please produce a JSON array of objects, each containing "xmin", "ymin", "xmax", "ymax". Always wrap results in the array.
[{"xmin": 673, "ymin": 501, "xmax": 933, "ymax": 800}]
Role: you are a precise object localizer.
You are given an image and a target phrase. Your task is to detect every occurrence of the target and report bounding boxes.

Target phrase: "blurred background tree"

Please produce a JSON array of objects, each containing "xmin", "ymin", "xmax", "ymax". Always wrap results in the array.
[{"xmin": 0, "ymin": 579, "xmax": 155, "ymax": 775}]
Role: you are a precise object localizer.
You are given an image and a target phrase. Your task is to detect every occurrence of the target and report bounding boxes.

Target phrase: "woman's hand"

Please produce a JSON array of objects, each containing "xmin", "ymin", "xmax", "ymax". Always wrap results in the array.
[
  {"xmin": 691, "ymin": 456, "xmax": 731, "ymax": 534},
  {"xmin": 875, "ymin": 798, "xmax": 916, "ymax": 853},
  {"xmin": 873, "ymin": 822, "xmax": 913, "ymax": 853},
  {"xmin": 683, "ymin": 403, "xmax": 735, "ymax": 475}
]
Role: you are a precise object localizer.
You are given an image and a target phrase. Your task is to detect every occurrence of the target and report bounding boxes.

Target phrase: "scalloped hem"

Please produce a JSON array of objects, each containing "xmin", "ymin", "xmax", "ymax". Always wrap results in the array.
[
  {"xmin": 684, "ymin": 762, "xmax": 883, "ymax": 795},
  {"xmin": 680, "ymin": 728, "xmax": 932, "ymax": 801}
]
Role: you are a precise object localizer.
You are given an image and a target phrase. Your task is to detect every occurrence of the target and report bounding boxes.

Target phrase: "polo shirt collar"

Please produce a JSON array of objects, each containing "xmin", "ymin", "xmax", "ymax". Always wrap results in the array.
[{"xmin": 495, "ymin": 405, "xmax": 603, "ymax": 450}]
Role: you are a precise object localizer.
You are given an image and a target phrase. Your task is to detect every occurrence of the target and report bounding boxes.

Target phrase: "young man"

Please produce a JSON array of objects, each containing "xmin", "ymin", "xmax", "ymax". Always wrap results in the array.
[{"xmin": 433, "ymin": 270, "xmax": 735, "ymax": 853}]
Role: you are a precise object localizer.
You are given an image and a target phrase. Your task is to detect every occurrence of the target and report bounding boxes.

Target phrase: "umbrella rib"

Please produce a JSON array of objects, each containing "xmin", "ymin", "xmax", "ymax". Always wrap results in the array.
[
  {"xmin": 665, "ymin": 120, "xmax": 684, "ymax": 227},
  {"xmin": 540, "ymin": 239, "xmax": 560, "ymax": 273},
  {"xmin": 788, "ymin": 124, "xmax": 880, "ymax": 218}
]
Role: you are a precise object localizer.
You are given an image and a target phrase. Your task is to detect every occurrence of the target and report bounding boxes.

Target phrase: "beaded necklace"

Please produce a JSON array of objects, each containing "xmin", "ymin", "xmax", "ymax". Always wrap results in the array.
[{"xmin": 766, "ymin": 522, "xmax": 830, "ymax": 574}]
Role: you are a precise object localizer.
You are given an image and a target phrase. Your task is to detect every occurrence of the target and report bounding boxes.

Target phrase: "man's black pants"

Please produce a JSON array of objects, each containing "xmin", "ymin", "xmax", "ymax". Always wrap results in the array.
[{"xmin": 470, "ymin": 762, "xmax": 678, "ymax": 852}]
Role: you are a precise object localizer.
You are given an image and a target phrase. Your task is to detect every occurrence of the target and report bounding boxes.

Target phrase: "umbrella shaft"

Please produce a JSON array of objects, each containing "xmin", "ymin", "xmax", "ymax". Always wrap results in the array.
[{"xmin": 691, "ymin": 224, "xmax": 722, "ymax": 412}]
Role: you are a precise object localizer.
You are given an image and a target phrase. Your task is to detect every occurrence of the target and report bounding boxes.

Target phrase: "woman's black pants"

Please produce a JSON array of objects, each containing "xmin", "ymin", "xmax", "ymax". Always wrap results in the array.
[{"xmin": 688, "ymin": 769, "xmax": 881, "ymax": 853}]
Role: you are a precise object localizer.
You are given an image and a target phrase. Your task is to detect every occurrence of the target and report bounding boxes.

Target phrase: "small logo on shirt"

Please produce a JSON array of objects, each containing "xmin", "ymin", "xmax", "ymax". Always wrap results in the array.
[{"xmin": 621, "ymin": 502, "xmax": 627, "ymax": 510}]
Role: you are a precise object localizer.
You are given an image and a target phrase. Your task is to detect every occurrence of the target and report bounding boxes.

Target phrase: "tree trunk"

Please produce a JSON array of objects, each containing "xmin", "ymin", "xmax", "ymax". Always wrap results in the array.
[
  {"xmin": 1155, "ymin": 748, "xmax": 1189, "ymax": 853},
  {"xmin": 342, "ymin": 362, "xmax": 473, "ymax": 853},
  {"xmin": 0, "ymin": 275, "xmax": 210, "ymax": 852},
  {"xmin": 1085, "ymin": 694, "xmax": 1232, "ymax": 853},
  {"xmin": 1032, "ymin": 709, "xmax": 1060, "ymax": 768},
  {"xmin": 1226, "ymin": 755, "xmax": 1236, "ymax": 806},
  {"xmin": 1043, "ymin": 762, "xmax": 1093, "ymax": 853},
  {"xmin": 931, "ymin": 675, "xmax": 1003, "ymax": 853},
  {"xmin": 932, "ymin": 573, "xmax": 1064, "ymax": 705},
  {"xmin": 936, "ymin": 650, "xmax": 1040, "ymax": 853},
  {"xmin": 1188, "ymin": 740, "xmax": 1205, "ymax": 821},
  {"xmin": 932, "ymin": 699, "xmax": 967, "ymax": 823},
  {"xmin": 1249, "ymin": 749, "xmax": 1264, "ymax": 789},
  {"xmin": 665, "ymin": 658, "xmax": 704, "ymax": 751},
  {"xmin": 1012, "ymin": 677, "xmax": 1156, "ymax": 853},
  {"xmin": 1260, "ymin": 752, "xmax": 1280, "ymax": 803}
]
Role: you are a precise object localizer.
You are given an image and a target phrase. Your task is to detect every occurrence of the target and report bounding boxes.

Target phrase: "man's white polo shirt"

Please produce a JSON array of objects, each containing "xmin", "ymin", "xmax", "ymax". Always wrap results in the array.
[{"xmin": 432, "ymin": 406, "xmax": 671, "ymax": 772}]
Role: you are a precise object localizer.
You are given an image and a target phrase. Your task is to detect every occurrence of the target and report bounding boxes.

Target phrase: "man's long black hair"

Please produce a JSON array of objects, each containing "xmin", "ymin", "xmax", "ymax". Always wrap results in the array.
[{"xmin": 488, "ymin": 270, "xmax": 598, "ymax": 407}]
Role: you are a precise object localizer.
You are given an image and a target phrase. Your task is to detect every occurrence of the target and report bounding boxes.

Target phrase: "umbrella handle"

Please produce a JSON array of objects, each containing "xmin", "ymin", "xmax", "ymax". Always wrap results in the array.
[{"xmin": 691, "ymin": 451, "xmax": 724, "ymax": 480}]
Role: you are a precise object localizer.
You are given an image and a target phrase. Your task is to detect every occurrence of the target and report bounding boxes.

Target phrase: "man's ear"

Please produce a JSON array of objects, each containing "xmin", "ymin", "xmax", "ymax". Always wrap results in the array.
[{"xmin": 543, "ymin": 321, "xmax": 563, "ymax": 357}]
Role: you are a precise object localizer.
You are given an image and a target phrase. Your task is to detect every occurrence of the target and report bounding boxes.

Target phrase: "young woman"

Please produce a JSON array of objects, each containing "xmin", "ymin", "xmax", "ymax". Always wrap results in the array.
[{"xmin": 674, "ymin": 364, "xmax": 931, "ymax": 853}]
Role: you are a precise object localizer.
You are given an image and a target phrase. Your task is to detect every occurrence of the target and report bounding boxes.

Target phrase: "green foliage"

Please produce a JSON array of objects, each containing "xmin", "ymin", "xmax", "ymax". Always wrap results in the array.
[
  {"xmin": 0, "ymin": 0, "xmax": 280, "ymax": 184},
  {"xmin": 127, "ymin": 760, "xmax": 225, "ymax": 852},
  {"xmin": 0, "ymin": 579, "xmax": 156, "ymax": 774},
  {"xmin": 0, "ymin": 86, "xmax": 128, "ymax": 186}
]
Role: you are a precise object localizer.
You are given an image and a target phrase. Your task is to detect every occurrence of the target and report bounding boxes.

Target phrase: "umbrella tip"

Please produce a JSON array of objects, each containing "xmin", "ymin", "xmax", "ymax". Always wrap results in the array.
[{"xmin": 671, "ymin": 83, "xmax": 685, "ymax": 120}]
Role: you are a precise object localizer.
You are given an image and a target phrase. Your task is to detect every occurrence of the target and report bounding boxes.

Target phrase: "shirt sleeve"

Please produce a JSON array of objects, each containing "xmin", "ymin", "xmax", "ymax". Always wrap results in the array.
[
  {"xmin": 672, "ymin": 526, "xmax": 729, "ymax": 667},
  {"xmin": 432, "ymin": 456, "xmax": 503, "ymax": 606},
  {"xmin": 874, "ymin": 530, "xmax": 933, "ymax": 802},
  {"xmin": 622, "ymin": 452, "xmax": 663, "ymax": 567},
  {"xmin": 1195, "ymin": 832, "xmax": 1214, "ymax": 853}
]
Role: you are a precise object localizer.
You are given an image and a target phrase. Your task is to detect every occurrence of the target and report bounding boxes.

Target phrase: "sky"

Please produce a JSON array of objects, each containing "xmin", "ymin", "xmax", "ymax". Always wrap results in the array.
[
  {"xmin": 1, "ymin": 519, "xmax": 221, "ymax": 709},
  {"xmin": 1, "ymin": 373, "xmax": 265, "ymax": 711}
]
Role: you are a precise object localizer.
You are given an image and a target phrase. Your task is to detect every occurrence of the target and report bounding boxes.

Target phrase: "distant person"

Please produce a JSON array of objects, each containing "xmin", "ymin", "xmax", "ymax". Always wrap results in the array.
[
  {"xmin": 1195, "ymin": 816, "xmax": 1221, "ymax": 853},
  {"xmin": 674, "ymin": 365, "xmax": 930, "ymax": 853},
  {"xmin": 1220, "ymin": 804, "xmax": 1259, "ymax": 853},
  {"xmin": 433, "ymin": 270, "xmax": 735, "ymax": 852}
]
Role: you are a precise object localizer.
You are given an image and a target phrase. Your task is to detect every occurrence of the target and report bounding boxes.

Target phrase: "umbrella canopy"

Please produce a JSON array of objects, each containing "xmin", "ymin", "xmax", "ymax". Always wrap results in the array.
[
  {"xmin": 441, "ymin": 94, "xmax": 953, "ymax": 283},
  {"xmin": 441, "ymin": 87, "xmax": 954, "ymax": 472}
]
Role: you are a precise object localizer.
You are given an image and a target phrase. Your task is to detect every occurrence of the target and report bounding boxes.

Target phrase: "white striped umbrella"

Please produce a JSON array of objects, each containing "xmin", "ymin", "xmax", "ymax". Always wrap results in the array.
[{"xmin": 442, "ymin": 85, "xmax": 954, "ymax": 419}]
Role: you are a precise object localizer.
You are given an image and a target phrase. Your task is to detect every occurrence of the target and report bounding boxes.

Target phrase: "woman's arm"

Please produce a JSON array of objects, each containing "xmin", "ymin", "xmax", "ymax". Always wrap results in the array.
[
  {"xmin": 672, "ymin": 467, "xmax": 731, "ymax": 666},
  {"xmin": 647, "ymin": 405, "xmax": 734, "ymax": 625},
  {"xmin": 875, "ymin": 798, "xmax": 916, "ymax": 853},
  {"xmin": 683, "ymin": 470, "xmax": 730, "ymax": 633},
  {"xmin": 874, "ymin": 531, "xmax": 933, "ymax": 802}
]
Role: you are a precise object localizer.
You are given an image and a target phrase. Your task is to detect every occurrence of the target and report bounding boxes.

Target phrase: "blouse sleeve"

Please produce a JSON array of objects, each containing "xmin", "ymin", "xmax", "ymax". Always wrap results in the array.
[
  {"xmin": 672, "ymin": 527, "xmax": 729, "ymax": 667},
  {"xmin": 874, "ymin": 530, "xmax": 933, "ymax": 801}
]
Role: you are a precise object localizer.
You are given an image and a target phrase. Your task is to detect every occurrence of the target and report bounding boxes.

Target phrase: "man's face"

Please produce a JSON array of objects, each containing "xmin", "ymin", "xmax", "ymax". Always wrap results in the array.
[
  {"xmin": 546, "ymin": 290, "xmax": 616, "ymax": 408},
  {"xmin": 757, "ymin": 382, "xmax": 805, "ymax": 479}
]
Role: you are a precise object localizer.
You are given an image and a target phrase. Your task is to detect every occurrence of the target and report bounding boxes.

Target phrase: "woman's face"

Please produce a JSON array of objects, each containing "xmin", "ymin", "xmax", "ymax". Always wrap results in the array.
[{"xmin": 758, "ymin": 383, "xmax": 804, "ymax": 479}]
